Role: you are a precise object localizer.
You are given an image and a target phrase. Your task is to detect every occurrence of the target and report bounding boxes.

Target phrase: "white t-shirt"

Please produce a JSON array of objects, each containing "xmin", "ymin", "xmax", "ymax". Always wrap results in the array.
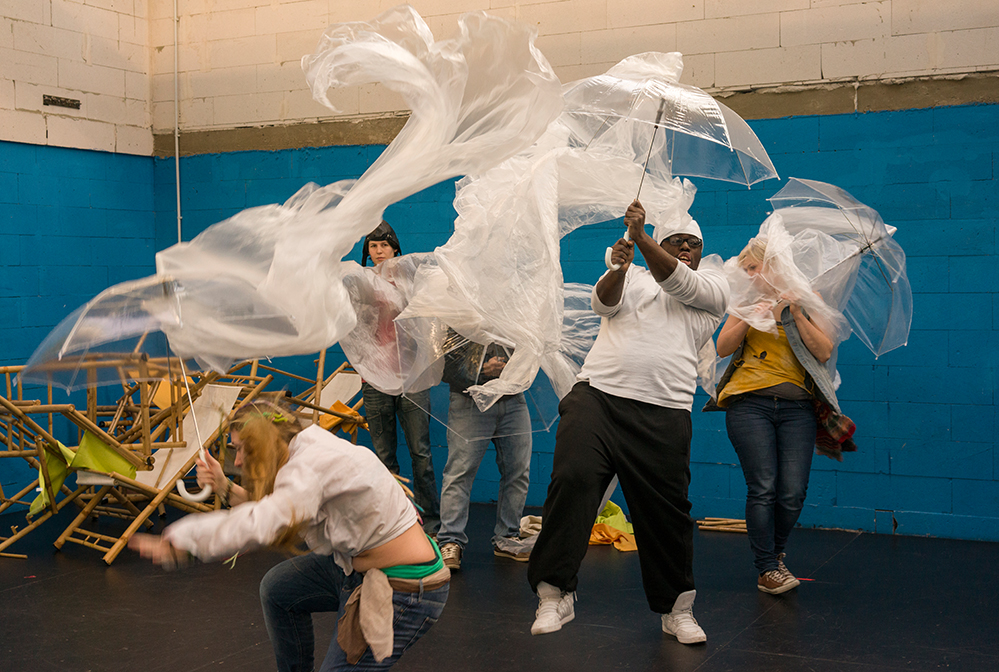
[
  {"xmin": 578, "ymin": 259, "xmax": 728, "ymax": 411},
  {"xmin": 165, "ymin": 425, "xmax": 418, "ymax": 575}
]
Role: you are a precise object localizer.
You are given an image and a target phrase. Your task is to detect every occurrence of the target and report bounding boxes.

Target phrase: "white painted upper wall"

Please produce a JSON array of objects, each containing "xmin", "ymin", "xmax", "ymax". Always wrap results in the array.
[
  {"xmin": 1, "ymin": 0, "xmax": 152, "ymax": 155},
  {"xmin": 3, "ymin": 0, "xmax": 998, "ymax": 152}
]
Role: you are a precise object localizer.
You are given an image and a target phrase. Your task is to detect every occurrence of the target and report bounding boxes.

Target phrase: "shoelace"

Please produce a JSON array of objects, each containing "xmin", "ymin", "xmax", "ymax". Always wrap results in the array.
[
  {"xmin": 536, "ymin": 596, "xmax": 565, "ymax": 619},
  {"xmin": 669, "ymin": 609, "xmax": 700, "ymax": 629}
]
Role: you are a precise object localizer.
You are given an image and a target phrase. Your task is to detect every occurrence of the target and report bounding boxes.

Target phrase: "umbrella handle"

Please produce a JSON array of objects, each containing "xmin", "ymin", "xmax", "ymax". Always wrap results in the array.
[
  {"xmin": 605, "ymin": 230, "xmax": 631, "ymax": 271},
  {"xmin": 176, "ymin": 448, "xmax": 214, "ymax": 502}
]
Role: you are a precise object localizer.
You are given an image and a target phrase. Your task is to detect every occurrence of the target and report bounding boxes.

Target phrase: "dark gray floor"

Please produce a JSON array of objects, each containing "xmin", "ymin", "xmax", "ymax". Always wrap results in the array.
[{"xmin": 2, "ymin": 502, "xmax": 997, "ymax": 672}]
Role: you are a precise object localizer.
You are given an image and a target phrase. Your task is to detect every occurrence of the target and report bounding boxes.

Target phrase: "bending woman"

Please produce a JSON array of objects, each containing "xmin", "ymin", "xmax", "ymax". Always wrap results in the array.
[
  {"xmin": 713, "ymin": 237, "xmax": 839, "ymax": 595},
  {"xmin": 130, "ymin": 400, "xmax": 448, "ymax": 671}
]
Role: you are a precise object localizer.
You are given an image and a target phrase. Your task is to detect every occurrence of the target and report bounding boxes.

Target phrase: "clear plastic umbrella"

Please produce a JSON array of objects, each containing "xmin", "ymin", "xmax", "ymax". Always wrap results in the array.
[
  {"xmin": 560, "ymin": 52, "xmax": 778, "ymax": 188},
  {"xmin": 768, "ymin": 178, "xmax": 912, "ymax": 357}
]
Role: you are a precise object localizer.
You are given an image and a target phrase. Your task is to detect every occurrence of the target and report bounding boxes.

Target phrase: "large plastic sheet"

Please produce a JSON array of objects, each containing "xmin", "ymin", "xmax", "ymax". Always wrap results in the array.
[{"xmin": 25, "ymin": 6, "xmax": 563, "ymax": 385}]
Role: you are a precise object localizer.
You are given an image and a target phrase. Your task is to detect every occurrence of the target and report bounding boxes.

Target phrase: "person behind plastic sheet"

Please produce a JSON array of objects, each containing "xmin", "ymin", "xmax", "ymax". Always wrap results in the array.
[
  {"xmin": 359, "ymin": 220, "xmax": 441, "ymax": 536},
  {"xmin": 129, "ymin": 400, "xmax": 449, "ymax": 672},
  {"xmin": 527, "ymin": 200, "xmax": 728, "ymax": 644},
  {"xmin": 709, "ymin": 236, "xmax": 837, "ymax": 596},
  {"xmin": 435, "ymin": 331, "xmax": 532, "ymax": 570}
]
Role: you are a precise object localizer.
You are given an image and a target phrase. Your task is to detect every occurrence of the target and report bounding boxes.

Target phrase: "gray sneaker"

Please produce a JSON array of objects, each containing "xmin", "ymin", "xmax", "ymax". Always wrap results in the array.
[
  {"xmin": 531, "ymin": 581, "xmax": 575, "ymax": 635},
  {"xmin": 440, "ymin": 542, "xmax": 461, "ymax": 570},
  {"xmin": 662, "ymin": 590, "xmax": 706, "ymax": 644}
]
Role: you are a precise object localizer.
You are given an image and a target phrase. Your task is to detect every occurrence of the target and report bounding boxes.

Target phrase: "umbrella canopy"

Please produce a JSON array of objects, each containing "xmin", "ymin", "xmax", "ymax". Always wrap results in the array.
[
  {"xmin": 559, "ymin": 52, "xmax": 778, "ymax": 187},
  {"xmin": 768, "ymin": 178, "xmax": 912, "ymax": 357}
]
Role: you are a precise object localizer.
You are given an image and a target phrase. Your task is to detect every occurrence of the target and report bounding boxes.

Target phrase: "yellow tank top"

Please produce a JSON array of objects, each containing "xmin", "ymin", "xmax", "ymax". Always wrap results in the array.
[{"xmin": 717, "ymin": 325, "xmax": 808, "ymax": 408}]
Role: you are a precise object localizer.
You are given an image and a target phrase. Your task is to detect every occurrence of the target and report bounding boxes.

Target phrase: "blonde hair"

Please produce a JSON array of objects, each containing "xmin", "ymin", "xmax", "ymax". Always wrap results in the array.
[
  {"xmin": 231, "ymin": 399, "xmax": 307, "ymax": 553},
  {"xmin": 737, "ymin": 236, "xmax": 768, "ymax": 268}
]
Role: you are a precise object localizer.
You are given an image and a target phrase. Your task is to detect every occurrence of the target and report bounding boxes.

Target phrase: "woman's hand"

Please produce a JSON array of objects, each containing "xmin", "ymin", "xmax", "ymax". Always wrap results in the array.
[
  {"xmin": 128, "ymin": 533, "xmax": 191, "ymax": 570},
  {"xmin": 196, "ymin": 451, "xmax": 227, "ymax": 492}
]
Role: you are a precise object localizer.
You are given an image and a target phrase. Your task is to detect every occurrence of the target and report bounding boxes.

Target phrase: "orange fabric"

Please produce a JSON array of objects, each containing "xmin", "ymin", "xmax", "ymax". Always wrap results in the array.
[
  {"xmin": 589, "ymin": 522, "xmax": 638, "ymax": 552},
  {"xmin": 318, "ymin": 401, "xmax": 367, "ymax": 441}
]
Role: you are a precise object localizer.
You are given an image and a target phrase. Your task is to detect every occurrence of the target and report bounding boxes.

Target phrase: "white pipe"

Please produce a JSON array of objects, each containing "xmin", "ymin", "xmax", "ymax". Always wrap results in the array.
[{"xmin": 173, "ymin": 0, "xmax": 182, "ymax": 244}]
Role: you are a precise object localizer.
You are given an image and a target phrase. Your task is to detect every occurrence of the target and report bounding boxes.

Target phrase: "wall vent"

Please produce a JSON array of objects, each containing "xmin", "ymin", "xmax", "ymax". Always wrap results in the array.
[{"xmin": 43, "ymin": 95, "xmax": 81, "ymax": 110}]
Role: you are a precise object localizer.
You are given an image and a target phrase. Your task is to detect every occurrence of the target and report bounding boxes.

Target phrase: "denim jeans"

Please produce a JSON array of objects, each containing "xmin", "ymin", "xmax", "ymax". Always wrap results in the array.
[
  {"xmin": 260, "ymin": 553, "xmax": 449, "ymax": 672},
  {"xmin": 362, "ymin": 383, "xmax": 440, "ymax": 534},
  {"xmin": 437, "ymin": 392, "xmax": 532, "ymax": 548},
  {"xmin": 725, "ymin": 395, "xmax": 817, "ymax": 574}
]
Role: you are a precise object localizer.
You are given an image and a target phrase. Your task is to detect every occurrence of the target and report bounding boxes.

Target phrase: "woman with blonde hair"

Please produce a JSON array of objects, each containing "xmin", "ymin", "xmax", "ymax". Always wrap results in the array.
[
  {"xmin": 712, "ymin": 228, "xmax": 845, "ymax": 596},
  {"xmin": 130, "ymin": 399, "xmax": 449, "ymax": 671}
]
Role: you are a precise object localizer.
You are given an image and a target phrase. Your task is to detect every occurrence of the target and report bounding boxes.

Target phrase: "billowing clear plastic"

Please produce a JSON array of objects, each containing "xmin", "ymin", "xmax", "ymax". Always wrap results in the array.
[{"xmin": 23, "ymin": 6, "xmax": 563, "ymax": 386}]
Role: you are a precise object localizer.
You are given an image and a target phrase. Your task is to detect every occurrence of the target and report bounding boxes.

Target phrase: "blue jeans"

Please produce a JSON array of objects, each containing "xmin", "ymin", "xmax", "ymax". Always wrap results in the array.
[
  {"xmin": 437, "ymin": 392, "xmax": 532, "ymax": 548},
  {"xmin": 726, "ymin": 395, "xmax": 817, "ymax": 574},
  {"xmin": 260, "ymin": 553, "xmax": 449, "ymax": 672},
  {"xmin": 362, "ymin": 383, "xmax": 440, "ymax": 535}
]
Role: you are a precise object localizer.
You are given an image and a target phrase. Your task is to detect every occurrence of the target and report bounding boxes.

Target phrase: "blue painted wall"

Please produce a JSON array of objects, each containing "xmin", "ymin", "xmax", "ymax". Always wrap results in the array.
[{"xmin": 2, "ymin": 102, "xmax": 997, "ymax": 541}]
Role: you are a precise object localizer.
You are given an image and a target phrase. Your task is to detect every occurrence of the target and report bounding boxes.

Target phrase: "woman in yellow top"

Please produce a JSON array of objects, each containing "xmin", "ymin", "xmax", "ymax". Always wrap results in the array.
[{"xmin": 714, "ymin": 237, "xmax": 838, "ymax": 596}]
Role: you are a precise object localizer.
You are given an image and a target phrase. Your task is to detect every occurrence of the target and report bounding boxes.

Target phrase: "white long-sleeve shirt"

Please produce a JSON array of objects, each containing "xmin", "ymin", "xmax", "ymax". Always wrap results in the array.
[
  {"xmin": 164, "ymin": 425, "xmax": 418, "ymax": 575},
  {"xmin": 578, "ymin": 259, "xmax": 728, "ymax": 410}
]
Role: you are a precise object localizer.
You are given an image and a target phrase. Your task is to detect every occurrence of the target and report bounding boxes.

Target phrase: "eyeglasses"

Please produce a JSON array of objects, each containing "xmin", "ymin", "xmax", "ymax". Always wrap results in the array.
[{"xmin": 665, "ymin": 235, "xmax": 702, "ymax": 249}]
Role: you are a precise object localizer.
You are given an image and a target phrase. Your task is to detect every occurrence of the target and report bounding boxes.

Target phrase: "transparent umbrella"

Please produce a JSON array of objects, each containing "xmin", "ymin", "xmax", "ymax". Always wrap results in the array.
[
  {"xmin": 560, "ymin": 52, "xmax": 778, "ymax": 189},
  {"xmin": 768, "ymin": 178, "xmax": 912, "ymax": 357}
]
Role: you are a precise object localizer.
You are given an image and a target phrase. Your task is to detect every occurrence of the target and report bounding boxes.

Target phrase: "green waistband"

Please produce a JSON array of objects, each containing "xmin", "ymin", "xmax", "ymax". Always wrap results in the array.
[{"xmin": 380, "ymin": 536, "xmax": 444, "ymax": 579}]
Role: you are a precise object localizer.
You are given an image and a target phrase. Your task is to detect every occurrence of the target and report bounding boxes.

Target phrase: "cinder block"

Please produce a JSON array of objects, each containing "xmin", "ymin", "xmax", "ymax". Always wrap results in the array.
[
  {"xmin": 609, "ymin": 0, "xmax": 701, "ymax": 30},
  {"xmin": 869, "ymin": 182, "xmax": 950, "ymax": 222},
  {"xmin": 51, "ymin": 1, "xmax": 120, "ymax": 40},
  {"xmin": 516, "ymin": 0, "xmax": 607, "ymax": 35},
  {"xmin": 237, "ymin": 150, "xmax": 293, "ymax": 181},
  {"xmin": 95, "ymin": 236, "xmax": 156, "ymax": 267},
  {"xmin": 781, "ymin": 1, "xmax": 889, "ymax": 48},
  {"xmin": 7, "ymin": 49, "xmax": 58, "ymax": 87},
  {"xmin": 819, "ymin": 109, "xmax": 934, "ymax": 152},
  {"xmin": 4, "ymin": 1, "xmax": 45, "ymax": 23},
  {"xmin": 890, "ymin": 439, "xmax": 992, "ymax": 480},
  {"xmin": 208, "ymin": 35, "xmax": 277, "ymax": 70},
  {"xmin": 0, "ymin": 19, "xmax": 11, "ymax": 50},
  {"xmin": 115, "ymin": 124, "xmax": 154, "ymax": 156},
  {"xmin": 888, "ymin": 474, "xmax": 953, "ymax": 513},
  {"xmin": 835, "ymin": 363, "xmax": 875, "ymax": 401},
  {"xmin": 108, "ymin": 209, "xmax": 155, "ymax": 239},
  {"xmin": 875, "ymin": 144, "xmax": 993, "ymax": 186},
  {"xmin": 0, "ymin": 232, "xmax": 20, "ymax": 265},
  {"xmin": 881, "ymin": 362, "xmax": 992, "ymax": 406},
  {"xmin": 244, "ymin": 178, "xmax": 300, "ymax": 207},
  {"xmin": 45, "ymin": 115, "xmax": 115, "ymax": 153},
  {"xmin": 679, "ymin": 52, "xmax": 714, "ymax": 89},
  {"xmin": 185, "ymin": 8, "xmax": 256, "ymax": 43},
  {"xmin": 748, "ymin": 116, "xmax": 820, "ymax": 155},
  {"xmin": 877, "ymin": 402, "xmax": 951, "ymax": 444},
  {"xmin": 805, "ymin": 469, "xmax": 836, "ymax": 506},
  {"xmin": 678, "ymin": 12, "xmax": 778, "ymax": 55},
  {"xmin": 715, "ymin": 44, "xmax": 820, "ymax": 87},
  {"xmin": 900, "ymin": 255, "xmax": 942, "ymax": 295},
  {"xmin": 535, "ymin": 32, "xmax": 581, "ymax": 68},
  {"xmin": 948, "ymin": 330, "xmax": 999, "ymax": 369},
  {"xmin": 357, "ymin": 82, "xmax": 407, "ymax": 116},
  {"xmin": 706, "ymin": 0, "xmax": 806, "ymax": 19},
  {"xmin": 39, "ymin": 264, "xmax": 109, "ymax": 296},
  {"xmin": 579, "ymin": 23, "xmax": 676, "ymax": 66},
  {"xmin": 184, "ymin": 178, "xmax": 247, "ymax": 211},
  {"xmin": 933, "ymin": 104, "xmax": 999, "ymax": 142},
  {"xmin": 119, "ymin": 12, "xmax": 149, "ymax": 46},
  {"xmin": 891, "ymin": 0, "xmax": 999, "ymax": 37},
  {"xmin": 57, "ymin": 60, "xmax": 125, "ymax": 98},
  {"xmin": 38, "ymin": 204, "xmax": 107, "ymax": 236},
  {"xmin": 254, "ymin": 2, "xmax": 328, "ymax": 36},
  {"xmin": 950, "ymin": 404, "xmax": 996, "ymax": 444},
  {"xmin": 13, "ymin": 20, "xmax": 85, "ymax": 62},
  {"xmin": 91, "ymin": 35, "xmax": 146, "ymax": 74},
  {"xmin": 0, "ymin": 265, "xmax": 40, "ymax": 297},
  {"xmin": 909, "ymin": 293, "xmax": 991, "ymax": 331},
  {"xmin": 690, "ymin": 462, "xmax": 735, "ymax": 499}
]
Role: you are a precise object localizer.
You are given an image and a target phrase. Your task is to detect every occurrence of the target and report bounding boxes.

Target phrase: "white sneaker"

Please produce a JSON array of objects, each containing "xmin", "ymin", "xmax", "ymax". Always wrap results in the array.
[
  {"xmin": 531, "ymin": 581, "xmax": 575, "ymax": 635},
  {"xmin": 662, "ymin": 590, "xmax": 706, "ymax": 644}
]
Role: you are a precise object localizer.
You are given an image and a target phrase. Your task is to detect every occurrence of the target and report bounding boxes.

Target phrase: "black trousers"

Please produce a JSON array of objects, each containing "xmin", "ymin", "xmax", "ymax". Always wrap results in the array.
[{"xmin": 527, "ymin": 381, "xmax": 695, "ymax": 613}]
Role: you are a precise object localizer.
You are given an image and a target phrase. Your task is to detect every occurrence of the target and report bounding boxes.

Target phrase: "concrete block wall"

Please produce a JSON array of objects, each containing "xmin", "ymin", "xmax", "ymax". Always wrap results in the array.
[
  {"xmin": 147, "ymin": 0, "xmax": 999, "ymax": 134},
  {"xmin": 2, "ymin": 100, "xmax": 998, "ymax": 541},
  {"xmin": 1, "ymin": 0, "xmax": 153, "ymax": 155}
]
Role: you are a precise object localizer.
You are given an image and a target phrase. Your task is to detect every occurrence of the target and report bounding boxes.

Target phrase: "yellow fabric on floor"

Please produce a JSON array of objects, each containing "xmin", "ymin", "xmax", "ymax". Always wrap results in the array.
[
  {"xmin": 589, "ymin": 501, "xmax": 637, "ymax": 552},
  {"xmin": 589, "ymin": 523, "xmax": 638, "ymax": 552}
]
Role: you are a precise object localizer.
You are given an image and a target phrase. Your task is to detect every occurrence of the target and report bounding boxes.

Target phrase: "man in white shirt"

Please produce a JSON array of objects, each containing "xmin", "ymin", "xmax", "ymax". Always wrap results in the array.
[{"xmin": 527, "ymin": 199, "xmax": 728, "ymax": 644}]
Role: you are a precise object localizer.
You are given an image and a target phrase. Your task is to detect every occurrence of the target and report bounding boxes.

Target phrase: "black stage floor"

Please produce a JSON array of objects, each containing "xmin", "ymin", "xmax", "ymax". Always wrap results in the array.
[{"xmin": 2, "ymin": 503, "xmax": 997, "ymax": 672}]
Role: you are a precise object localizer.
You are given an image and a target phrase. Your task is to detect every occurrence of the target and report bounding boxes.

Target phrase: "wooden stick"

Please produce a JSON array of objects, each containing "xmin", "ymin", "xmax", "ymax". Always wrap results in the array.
[
  {"xmin": 313, "ymin": 349, "xmax": 326, "ymax": 424},
  {"xmin": 54, "ymin": 485, "xmax": 112, "ymax": 550}
]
